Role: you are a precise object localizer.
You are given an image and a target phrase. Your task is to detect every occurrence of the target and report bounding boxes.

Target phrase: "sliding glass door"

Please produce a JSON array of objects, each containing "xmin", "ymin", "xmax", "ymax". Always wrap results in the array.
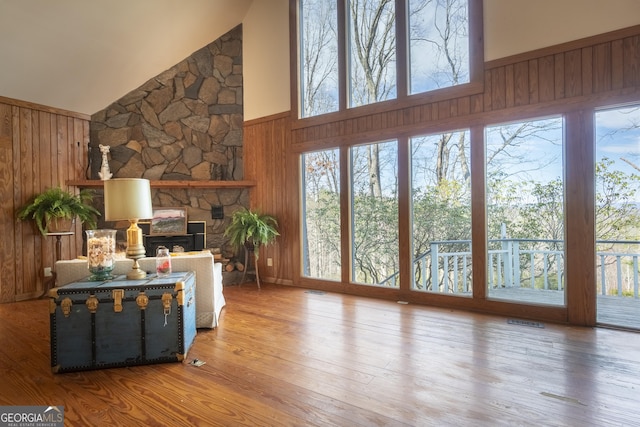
[
  {"xmin": 485, "ymin": 117, "xmax": 565, "ymax": 306},
  {"xmin": 595, "ymin": 105, "xmax": 640, "ymax": 329}
]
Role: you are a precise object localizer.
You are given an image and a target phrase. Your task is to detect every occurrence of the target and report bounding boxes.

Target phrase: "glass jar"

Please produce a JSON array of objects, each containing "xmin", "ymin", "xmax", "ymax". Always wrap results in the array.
[
  {"xmin": 86, "ymin": 229, "xmax": 117, "ymax": 281},
  {"xmin": 156, "ymin": 246, "xmax": 172, "ymax": 278}
]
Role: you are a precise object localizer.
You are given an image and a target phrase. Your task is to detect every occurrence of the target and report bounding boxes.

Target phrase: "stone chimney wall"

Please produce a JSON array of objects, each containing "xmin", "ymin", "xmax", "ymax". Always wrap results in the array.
[{"xmin": 89, "ymin": 25, "xmax": 246, "ymax": 254}]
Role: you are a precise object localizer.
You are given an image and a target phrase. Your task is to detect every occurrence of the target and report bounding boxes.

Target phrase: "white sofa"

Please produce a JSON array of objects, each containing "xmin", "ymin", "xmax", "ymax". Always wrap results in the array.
[{"xmin": 55, "ymin": 251, "xmax": 225, "ymax": 329}]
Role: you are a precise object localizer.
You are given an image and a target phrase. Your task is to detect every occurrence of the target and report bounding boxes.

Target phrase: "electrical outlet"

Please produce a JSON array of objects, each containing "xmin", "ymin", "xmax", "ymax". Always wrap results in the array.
[
  {"xmin": 267, "ymin": 258, "xmax": 273, "ymax": 267},
  {"xmin": 44, "ymin": 267, "xmax": 52, "ymax": 277}
]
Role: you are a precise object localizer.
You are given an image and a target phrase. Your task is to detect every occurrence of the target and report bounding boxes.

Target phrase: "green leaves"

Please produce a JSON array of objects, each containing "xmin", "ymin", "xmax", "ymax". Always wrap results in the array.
[
  {"xmin": 224, "ymin": 208, "xmax": 279, "ymax": 259},
  {"xmin": 16, "ymin": 187, "xmax": 101, "ymax": 236}
]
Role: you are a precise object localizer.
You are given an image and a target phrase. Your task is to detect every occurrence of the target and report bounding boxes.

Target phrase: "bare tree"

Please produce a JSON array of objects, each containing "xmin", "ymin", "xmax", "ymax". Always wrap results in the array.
[{"xmin": 301, "ymin": 0, "xmax": 338, "ymax": 117}]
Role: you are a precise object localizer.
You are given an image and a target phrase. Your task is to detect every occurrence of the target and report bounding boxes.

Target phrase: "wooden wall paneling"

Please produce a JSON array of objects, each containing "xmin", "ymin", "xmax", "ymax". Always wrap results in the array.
[
  {"xmin": 39, "ymin": 112, "xmax": 53, "ymax": 191},
  {"xmin": 30, "ymin": 109, "xmax": 44, "ymax": 298},
  {"xmin": 457, "ymin": 96, "xmax": 470, "ymax": 117},
  {"xmin": 438, "ymin": 100, "xmax": 451, "ymax": 120},
  {"xmin": 611, "ymin": 39, "xmax": 624, "ymax": 90},
  {"xmin": 448, "ymin": 99, "xmax": 458, "ymax": 118},
  {"xmin": 59, "ymin": 116, "xmax": 70, "ymax": 187},
  {"xmin": 538, "ymin": 55, "xmax": 555, "ymax": 103},
  {"xmin": 0, "ymin": 103, "xmax": 16, "ymax": 303},
  {"xmin": 11, "ymin": 107, "xmax": 22, "ymax": 303},
  {"xmin": 491, "ymin": 66, "xmax": 506, "ymax": 110},
  {"xmin": 483, "ymin": 70, "xmax": 492, "ymax": 111},
  {"xmin": 513, "ymin": 61, "xmax": 529, "ymax": 106},
  {"xmin": 418, "ymin": 103, "xmax": 430, "ymax": 122},
  {"xmin": 18, "ymin": 108, "xmax": 37, "ymax": 298},
  {"xmin": 70, "ymin": 118, "xmax": 88, "ymax": 260},
  {"xmin": 554, "ymin": 53, "xmax": 565, "ymax": 99},
  {"xmin": 582, "ymin": 47, "xmax": 593, "ymax": 96},
  {"xmin": 34, "ymin": 111, "xmax": 57, "ymax": 288},
  {"xmin": 54, "ymin": 116, "xmax": 70, "ymax": 263},
  {"xmin": 504, "ymin": 64, "xmax": 514, "ymax": 108},
  {"xmin": 387, "ymin": 109, "xmax": 398, "ymax": 129},
  {"xmin": 0, "ymin": 96, "xmax": 90, "ymax": 302},
  {"xmin": 244, "ymin": 114, "xmax": 294, "ymax": 284},
  {"xmin": 593, "ymin": 42, "xmax": 612, "ymax": 93},
  {"xmin": 470, "ymin": 94, "xmax": 483, "ymax": 114},
  {"xmin": 528, "ymin": 59, "xmax": 539, "ymax": 104},
  {"xmin": 623, "ymin": 35, "xmax": 640, "ymax": 87},
  {"xmin": 564, "ymin": 49, "xmax": 583, "ymax": 98}
]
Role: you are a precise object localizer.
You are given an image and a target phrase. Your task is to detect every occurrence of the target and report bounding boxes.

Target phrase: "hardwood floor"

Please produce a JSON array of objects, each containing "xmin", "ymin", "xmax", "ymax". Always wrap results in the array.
[{"xmin": 1, "ymin": 283, "xmax": 639, "ymax": 426}]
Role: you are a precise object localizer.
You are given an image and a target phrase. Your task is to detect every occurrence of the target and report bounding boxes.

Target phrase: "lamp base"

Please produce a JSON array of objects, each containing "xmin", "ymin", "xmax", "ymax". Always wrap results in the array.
[
  {"xmin": 126, "ymin": 258, "xmax": 147, "ymax": 280},
  {"xmin": 125, "ymin": 219, "xmax": 147, "ymax": 279}
]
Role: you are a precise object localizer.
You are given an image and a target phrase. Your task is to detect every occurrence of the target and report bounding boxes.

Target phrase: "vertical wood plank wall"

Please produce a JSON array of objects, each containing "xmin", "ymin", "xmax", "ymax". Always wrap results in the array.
[
  {"xmin": 0, "ymin": 96, "xmax": 89, "ymax": 302},
  {"xmin": 244, "ymin": 25, "xmax": 640, "ymax": 325},
  {"xmin": 244, "ymin": 112, "xmax": 296, "ymax": 285}
]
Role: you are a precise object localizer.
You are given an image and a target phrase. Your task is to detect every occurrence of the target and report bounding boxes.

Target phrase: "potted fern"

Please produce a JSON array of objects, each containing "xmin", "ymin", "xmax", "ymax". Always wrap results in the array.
[
  {"xmin": 16, "ymin": 186, "xmax": 100, "ymax": 236},
  {"xmin": 224, "ymin": 208, "xmax": 279, "ymax": 288}
]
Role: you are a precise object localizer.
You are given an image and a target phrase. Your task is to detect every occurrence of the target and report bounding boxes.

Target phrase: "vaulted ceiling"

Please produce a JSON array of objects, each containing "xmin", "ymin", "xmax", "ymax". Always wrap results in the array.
[{"xmin": 0, "ymin": 0, "xmax": 253, "ymax": 115}]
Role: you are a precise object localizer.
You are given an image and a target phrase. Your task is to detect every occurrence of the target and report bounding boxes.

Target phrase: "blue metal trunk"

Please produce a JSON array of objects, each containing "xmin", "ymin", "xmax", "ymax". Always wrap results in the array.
[{"xmin": 49, "ymin": 271, "xmax": 196, "ymax": 373}]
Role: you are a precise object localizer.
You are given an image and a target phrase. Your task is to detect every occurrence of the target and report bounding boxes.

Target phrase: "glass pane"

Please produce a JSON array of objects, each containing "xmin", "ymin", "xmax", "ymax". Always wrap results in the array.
[
  {"xmin": 348, "ymin": 0, "xmax": 397, "ymax": 107},
  {"xmin": 411, "ymin": 130, "xmax": 472, "ymax": 295},
  {"xmin": 485, "ymin": 118, "xmax": 565, "ymax": 306},
  {"xmin": 300, "ymin": 0, "xmax": 339, "ymax": 117},
  {"xmin": 595, "ymin": 105, "xmax": 640, "ymax": 329},
  {"xmin": 408, "ymin": 0, "xmax": 469, "ymax": 94},
  {"xmin": 351, "ymin": 140, "xmax": 399, "ymax": 286},
  {"xmin": 302, "ymin": 149, "xmax": 341, "ymax": 280}
]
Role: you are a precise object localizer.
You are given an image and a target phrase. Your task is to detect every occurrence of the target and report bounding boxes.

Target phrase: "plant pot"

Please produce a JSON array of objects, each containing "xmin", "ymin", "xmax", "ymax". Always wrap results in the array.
[{"xmin": 46, "ymin": 218, "xmax": 74, "ymax": 233}]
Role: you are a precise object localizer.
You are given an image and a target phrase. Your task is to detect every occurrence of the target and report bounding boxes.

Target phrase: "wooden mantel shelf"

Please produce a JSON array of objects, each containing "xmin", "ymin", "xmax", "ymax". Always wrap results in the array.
[{"xmin": 67, "ymin": 180, "xmax": 256, "ymax": 189}]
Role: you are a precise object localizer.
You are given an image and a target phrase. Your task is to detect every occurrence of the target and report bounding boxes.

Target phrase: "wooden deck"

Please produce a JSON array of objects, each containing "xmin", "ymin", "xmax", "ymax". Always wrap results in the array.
[
  {"xmin": 1, "ymin": 283, "xmax": 640, "ymax": 426},
  {"xmin": 489, "ymin": 287, "xmax": 640, "ymax": 329}
]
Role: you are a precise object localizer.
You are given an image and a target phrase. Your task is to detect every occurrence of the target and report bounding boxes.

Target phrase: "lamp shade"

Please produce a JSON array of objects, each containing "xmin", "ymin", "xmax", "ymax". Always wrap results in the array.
[{"xmin": 104, "ymin": 178, "xmax": 153, "ymax": 221}]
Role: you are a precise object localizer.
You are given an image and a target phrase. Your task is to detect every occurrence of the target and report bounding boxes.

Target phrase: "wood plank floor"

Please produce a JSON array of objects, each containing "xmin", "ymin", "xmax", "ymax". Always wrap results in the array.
[
  {"xmin": 488, "ymin": 287, "xmax": 640, "ymax": 329},
  {"xmin": 1, "ymin": 283, "xmax": 639, "ymax": 426}
]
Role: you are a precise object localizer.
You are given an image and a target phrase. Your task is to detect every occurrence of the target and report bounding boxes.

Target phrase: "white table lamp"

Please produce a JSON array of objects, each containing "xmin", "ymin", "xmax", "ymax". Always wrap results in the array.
[{"xmin": 104, "ymin": 178, "xmax": 153, "ymax": 279}]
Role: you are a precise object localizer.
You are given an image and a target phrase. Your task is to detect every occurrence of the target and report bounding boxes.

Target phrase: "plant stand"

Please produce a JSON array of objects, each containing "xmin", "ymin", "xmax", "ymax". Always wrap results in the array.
[
  {"xmin": 40, "ymin": 231, "xmax": 74, "ymax": 297},
  {"xmin": 241, "ymin": 245, "xmax": 259, "ymax": 289}
]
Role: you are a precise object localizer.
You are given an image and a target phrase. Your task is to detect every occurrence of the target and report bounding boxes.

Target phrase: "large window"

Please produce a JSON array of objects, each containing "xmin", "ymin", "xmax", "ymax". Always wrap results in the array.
[
  {"xmin": 301, "ymin": 149, "xmax": 341, "ymax": 280},
  {"xmin": 298, "ymin": 0, "xmax": 475, "ymax": 118},
  {"xmin": 411, "ymin": 129, "xmax": 472, "ymax": 294},
  {"xmin": 351, "ymin": 140, "xmax": 399, "ymax": 286},
  {"xmin": 348, "ymin": 0, "xmax": 397, "ymax": 107},
  {"xmin": 300, "ymin": 0, "xmax": 339, "ymax": 117},
  {"xmin": 408, "ymin": 0, "xmax": 469, "ymax": 94},
  {"xmin": 485, "ymin": 117, "xmax": 565, "ymax": 306}
]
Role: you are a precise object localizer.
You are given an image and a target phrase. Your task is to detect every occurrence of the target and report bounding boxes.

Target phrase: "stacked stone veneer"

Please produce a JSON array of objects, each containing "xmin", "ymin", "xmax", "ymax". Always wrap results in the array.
[{"xmin": 90, "ymin": 25, "xmax": 247, "ymax": 254}]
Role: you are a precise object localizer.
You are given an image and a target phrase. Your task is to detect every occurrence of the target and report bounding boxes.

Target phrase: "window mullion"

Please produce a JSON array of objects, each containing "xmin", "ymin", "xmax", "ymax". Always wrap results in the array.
[
  {"xmin": 337, "ymin": 0, "xmax": 347, "ymax": 112},
  {"xmin": 395, "ymin": 0, "xmax": 408, "ymax": 99}
]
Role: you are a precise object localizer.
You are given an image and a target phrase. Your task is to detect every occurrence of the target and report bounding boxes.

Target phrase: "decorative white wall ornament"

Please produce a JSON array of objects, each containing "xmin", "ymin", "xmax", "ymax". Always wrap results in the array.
[{"xmin": 98, "ymin": 144, "xmax": 113, "ymax": 180}]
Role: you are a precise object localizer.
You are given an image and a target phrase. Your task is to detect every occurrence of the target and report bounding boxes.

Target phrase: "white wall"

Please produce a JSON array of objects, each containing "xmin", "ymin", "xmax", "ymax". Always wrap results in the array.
[
  {"xmin": 484, "ymin": 0, "xmax": 640, "ymax": 61},
  {"xmin": 242, "ymin": 0, "xmax": 291, "ymax": 121},
  {"xmin": 242, "ymin": 0, "xmax": 640, "ymax": 120}
]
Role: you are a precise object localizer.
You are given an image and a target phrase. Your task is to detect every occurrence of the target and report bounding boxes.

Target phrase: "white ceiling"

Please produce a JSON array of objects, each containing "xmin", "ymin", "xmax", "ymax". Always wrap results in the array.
[{"xmin": 0, "ymin": 0, "xmax": 253, "ymax": 115}]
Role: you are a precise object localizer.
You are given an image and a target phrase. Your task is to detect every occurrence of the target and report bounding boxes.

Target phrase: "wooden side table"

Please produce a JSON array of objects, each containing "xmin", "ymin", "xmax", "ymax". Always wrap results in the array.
[{"xmin": 41, "ymin": 231, "xmax": 74, "ymax": 297}]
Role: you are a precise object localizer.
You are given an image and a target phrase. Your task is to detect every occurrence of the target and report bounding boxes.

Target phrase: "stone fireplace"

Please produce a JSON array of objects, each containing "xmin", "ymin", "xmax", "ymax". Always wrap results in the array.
[{"xmin": 89, "ymin": 25, "xmax": 247, "ymax": 258}]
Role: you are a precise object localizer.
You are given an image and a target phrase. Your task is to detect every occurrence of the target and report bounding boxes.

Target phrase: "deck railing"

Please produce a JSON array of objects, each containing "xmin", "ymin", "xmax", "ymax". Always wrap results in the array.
[{"xmin": 410, "ymin": 239, "xmax": 640, "ymax": 298}]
